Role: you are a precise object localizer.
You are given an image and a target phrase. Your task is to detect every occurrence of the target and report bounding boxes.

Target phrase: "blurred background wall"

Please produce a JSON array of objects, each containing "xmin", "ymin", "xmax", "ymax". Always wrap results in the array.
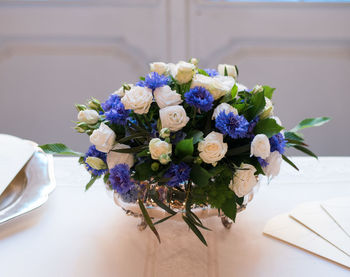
[{"xmin": 0, "ymin": 0, "xmax": 349, "ymax": 155}]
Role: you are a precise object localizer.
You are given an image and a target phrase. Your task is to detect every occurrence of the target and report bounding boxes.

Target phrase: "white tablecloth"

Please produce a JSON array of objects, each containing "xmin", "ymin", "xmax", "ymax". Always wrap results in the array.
[{"xmin": 1, "ymin": 157, "xmax": 350, "ymax": 277}]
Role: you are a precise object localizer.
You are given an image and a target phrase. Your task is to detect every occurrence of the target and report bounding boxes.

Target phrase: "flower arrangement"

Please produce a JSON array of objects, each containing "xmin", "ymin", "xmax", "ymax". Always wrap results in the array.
[{"xmin": 40, "ymin": 59, "xmax": 330, "ymax": 245}]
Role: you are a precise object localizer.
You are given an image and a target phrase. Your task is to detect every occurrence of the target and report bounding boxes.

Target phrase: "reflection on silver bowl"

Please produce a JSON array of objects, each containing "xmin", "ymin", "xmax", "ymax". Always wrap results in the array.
[{"xmin": 0, "ymin": 150, "xmax": 56, "ymax": 224}]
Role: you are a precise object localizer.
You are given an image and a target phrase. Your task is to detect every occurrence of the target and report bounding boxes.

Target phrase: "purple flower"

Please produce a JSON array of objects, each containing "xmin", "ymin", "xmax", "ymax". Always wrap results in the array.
[
  {"xmin": 257, "ymin": 157, "xmax": 269, "ymax": 168},
  {"xmin": 139, "ymin": 72, "xmax": 169, "ymax": 91},
  {"xmin": 269, "ymin": 133, "xmax": 286, "ymax": 154},
  {"xmin": 215, "ymin": 111, "xmax": 249, "ymax": 139},
  {"xmin": 109, "ymin": 164, "xmax": 134, "ymax": 194},
  {"xmin": 120, "ymin": 184, "xmax": 139, "ymax": 203},
  {"xmin": 164, "ymin": 162, "xmax": 191, "ymax": 187},
  {"xmin": 184, "ymin": 86, "xmax": 214, "ymax": 112},
  {"xmin": 84, "ymin": 145, "xmax": 107, "ymax": 176},
  {"xmin": 102, "ymin": 94, "xmax": 130, "ymax": 126},
  {"xmin": 247, "ymin": 117, "xmax": 259, "ymax": 138},
  {"xmin": 204, "ymin": 68, "xmax": 219, "ymax": 77}
]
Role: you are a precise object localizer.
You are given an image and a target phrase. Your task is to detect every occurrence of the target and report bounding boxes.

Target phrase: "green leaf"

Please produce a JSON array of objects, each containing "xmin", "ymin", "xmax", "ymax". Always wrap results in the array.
[
  {"xmin": 154, "ymin": 214, "xmax": 176, "ymax": 225},
  {"xmin": 187, "ymin": 130, "xmax": 204, "ymax": 144},
  {"xmin": 246, "ymin": 90, "xmax": 266, "ymax": 121},
  {"xmin": 231, "ymin": 83, "xmax": 238, "ymax": 99},
  {"xmin": 112, "ymin": 145, "xmax": 148, "ymax": 153},
  {"xmin": 134, "ymin": 161, "xmax": 153, "ymax": 181},
  {"xmin": 138, "ymin": 200, "xmax": 161, "ymax": 243},
  {"xmin": 263, "ymin": 85, "xmax": 275, "ymax": 99},
  {"xmin": 221, "ymin": 198, "xmax": 237, "ymax": 222},
  {"xmin": 150, "ymin": 193, "xmax": 177, "ymax": 215},
  {"xmin": 284, "ymin": 131, "xmax": 304, "ymax": 142},
  {"xmin": 116, "ymin": 132, "xmax": 150, "ymax": 144},
  {"xmin": 254, "ymin": 118, "xmax": 284, "ymax": 138},
  {"xmin": 282, "ymin": 155, "xmax": 299, "ymax": 171},
  {"xmin": 190, "ymin": 164, "xmax": 212, "ymax": 186},
  {"xmin": 182, "ymin": 215, "xmax": 208, "ymax": 246},
  {"xmin": 85, "ymin": 157, "xmax": 107, "ymax": 170},
  {"xmin": 293, "ymin": 145, "xmax": 318, "ymax": 159},
  {"xmin": 39, "ymin": 143, "xmax": 83, "ymax": 157},
  {"xmin": 197, "ymin": 68, "xmax": 209, "ymax": 76},
  {"xmin": 224, "ymin": 66, "xmax": 228, "ymax": 76},
  {"xmin": 85, "ymin": 175, "xmax": 98, "ymax": 191},
  {"xmin": 290, "ymin": 117, "xmax": 331, "ymax": 132},
  {"xmin": 226, "ymin": 144, "xmax": 250, "ymax": 156},
  {"xmin": 136, "ymin": 149, "xmax": 149, "ymax": 158},
  {"xmin": 175, "ymin": 138, "xmax": 194, "ymax": 157}
]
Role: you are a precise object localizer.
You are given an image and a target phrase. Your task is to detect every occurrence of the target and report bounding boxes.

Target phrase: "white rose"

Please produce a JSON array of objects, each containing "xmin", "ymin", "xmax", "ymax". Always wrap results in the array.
[
  {"xmin": 229, "ymin": 163, "xmax": 257, "ymax": 197},
  {"xmin": 107, "ymin": 143, "xmax": 134, "ymax": 170},
  {"xmin": 218, "ymin": 64, "xmax": 238, "ymax": 79},
  {"xmin": 159, "ymin": 105, "xmax": 190, "ymax": 132},
  {"xmin": 191, "ymin": 74, "xmax": 227, "ymax": 100},
  {"xmin": 171, "ymin": 61, "xmax": 195, "ymax": 84},
  {"xmin": 259, "ymin": 97, "xmax": 274, "ymax": 119},
  {"xmin": 89, "ymin": 123, "xmax": 116, "ymax": 153},
  {"xmin": 250, "ymin": 134, "xmax": 270, "ymax": 159},
  {"xmin": 113, "ymin": 84, "xmax": 133, "ymax": 97},
  {"xmin": 213, "ymin": 75, "xmax": 235, "ymax": 92},
  {"xmin": 154, "ymin": 85, "xmax": 182, "ymax": 108},
  {"xmin": 190, "ymin": 58, "xmax": 199, "ymax": 66},
  {"xmin": 198, "ymin": 131, "xmax": 228, "ymax": 166},
  {"xmin": 212, "ymin": 103, "xmax": 238, "ymax": 120},
  {"xmin": 263, "ymin": 151, "xmax": 282, "ymax": 177},
  {"xmin": 150, "ymin": 62, "xmax": 168, "ymax": 75},
  {"xmin": 77, "ymin": 110, "xmax": 99, "ymax": 125},
  {"xmin": 121, "ymin": 86, "xmax": 153, "ymax": 114},
  {"xmin": 149, "ymin": 138, "xmax": 172, "ymax": 160}
]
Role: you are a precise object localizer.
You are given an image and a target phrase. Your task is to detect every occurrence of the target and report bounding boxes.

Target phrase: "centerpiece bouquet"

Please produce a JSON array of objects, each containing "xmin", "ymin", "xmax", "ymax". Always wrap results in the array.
[{"xmin": 40, "ymin": 59, "xmax": 329, "ymax": 245}]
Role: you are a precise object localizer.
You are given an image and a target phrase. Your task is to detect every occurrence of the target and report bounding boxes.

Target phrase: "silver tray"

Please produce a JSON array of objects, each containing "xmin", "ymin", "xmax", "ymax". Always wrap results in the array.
[{"xmin": 0, "ymin": 149, "xmax": 56, "ymax": 224}]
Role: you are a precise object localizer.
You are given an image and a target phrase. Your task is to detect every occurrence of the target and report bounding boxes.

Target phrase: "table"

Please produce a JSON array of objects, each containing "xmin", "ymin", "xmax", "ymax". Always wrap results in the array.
[{"xmin": 1, "ymin": 157, "xmax": 350, "ymax": 277}]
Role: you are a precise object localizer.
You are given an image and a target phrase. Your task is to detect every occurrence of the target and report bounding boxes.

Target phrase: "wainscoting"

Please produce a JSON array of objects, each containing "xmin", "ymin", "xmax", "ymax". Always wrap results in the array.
[{"xmin": 0, "ymin": 0, "xmax": 349, "ymax": 155}]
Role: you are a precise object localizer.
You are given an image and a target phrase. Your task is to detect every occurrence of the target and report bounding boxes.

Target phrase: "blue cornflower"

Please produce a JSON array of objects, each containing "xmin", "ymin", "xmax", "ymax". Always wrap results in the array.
[
  {"xmin": 204, "ymin": 68, "xmax": 219, "ymax": 77},
  {"xmin": 109, "ymin": 164, "xmax": 134, "ymax": 194},
  {"xmin": 247, "ymin": 117, "xmax": 259, "ymax": 138},
  {"xmin": 136, "ymin": 80, "xmax": 145, "ymax": 87},
  {"xmin": 164, "ymin": 162, "xmax": 191, "ymax": 187},
  {"xmin": 184, "ymin": 86, "xmax": 214, "ymax": 112},
  {"xmin": 215, "ymin": 111, "xmax": 249, "ymax": 139},
  {"xmin": 269, "ymin": 133, "xmax": 286, "ymax": 154},
  {"xmin": 139, "ymin": 72, "xmax": 169, "ymax": 90},
  {"xmin": 257, "ymin": 157, "xmax": 269, "ymax": 168},
  {"xmin": 105, "ymin": 101, "xmax": 130, "ymax": 125},
  {"xmin": 101, "ymin": 94, "xmax": 120, "ymax": 112},
  {"xmin": 102, "ymin": 94, "xmax": 130, "ymax": 125},
  {"xmin": 84, "ymin": 145, "xmax": 107, "ymax": 176},
  {"xmin": 120, "ymin": 184, "xmax": 139, "ymax": 203}
]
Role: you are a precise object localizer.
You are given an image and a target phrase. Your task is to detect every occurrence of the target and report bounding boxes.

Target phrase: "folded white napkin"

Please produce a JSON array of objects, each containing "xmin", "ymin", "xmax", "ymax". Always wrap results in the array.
[{"xmin": 0, "ymin": 134, "xmax": 36, "ymax": 196}]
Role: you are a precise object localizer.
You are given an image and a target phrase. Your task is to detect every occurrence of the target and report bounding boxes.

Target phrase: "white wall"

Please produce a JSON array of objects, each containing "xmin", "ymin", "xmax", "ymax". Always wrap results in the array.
[{"xmin": 0, "ymin": 0, "xmax": 349, "ymax": 155}]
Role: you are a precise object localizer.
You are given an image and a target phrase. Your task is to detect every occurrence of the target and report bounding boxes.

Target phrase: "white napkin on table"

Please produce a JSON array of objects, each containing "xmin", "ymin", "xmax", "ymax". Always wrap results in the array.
[{"xmin": 0, "ymin": 134, "xmax": 36, "ymax": 196}]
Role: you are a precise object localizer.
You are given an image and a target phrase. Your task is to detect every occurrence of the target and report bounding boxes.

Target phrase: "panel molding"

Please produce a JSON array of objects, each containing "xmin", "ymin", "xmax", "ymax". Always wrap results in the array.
[{"xmin": 0, "ymin": 36, "xmax": 150, "ymax": 72}]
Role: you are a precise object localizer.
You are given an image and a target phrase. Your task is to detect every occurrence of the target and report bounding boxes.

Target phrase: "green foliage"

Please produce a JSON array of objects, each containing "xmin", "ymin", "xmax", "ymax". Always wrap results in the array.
[
  {"xmin": 39, "ymin": 143, "xmax": 83, "ymax": 157},
  {"xmin": 197, "ymin": 68, "xmax": 209, "ymax": 76},
  {"xmin": 254, "ymin": 118, "xmax": 284, "ymax": 138},
  {"xmin": 138, "ymin": 200, "xmax": 161, "ymax": 243},
  {"xmin": 187, "ymin": 130, "xmax": 204, "ymax": 144},
  {"xmin": 182, "ymin": 215, "xmax": 208, "ymax": 246},
  {"xmin": 293, "ymin": 145, "xmax": 318, "ymax": 159},
  {"xmin": 290, "ymin": 117, "xmax": 331, "ymax": 132},
  {"xmin": 190, "ymin": 164, "xmax": 212, "ymax": 186},
  {"xmin": 85, "ymin": 175, "xmax": 99, "ymax": 191},
  {"xmin": 246, "ymin": 90, "xmax": 266, "ymax": 121},
  {"xmin": 221, "ymin": 197, "xmax": 237, "ymax": 222},
  {"xmin": 263, "ymin": 85, "xmax": 275, "ymax": 99},
  {"xmin": 282, "ymin": 155, "xmax": 299, "ymax": 171},
  {"xmin": 134, "ymin": 161, "xmax": 154, "ymax": 181},
  {"xmin": 175, "ymin": 138, "xmax": 194, "ymax": 157}
]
